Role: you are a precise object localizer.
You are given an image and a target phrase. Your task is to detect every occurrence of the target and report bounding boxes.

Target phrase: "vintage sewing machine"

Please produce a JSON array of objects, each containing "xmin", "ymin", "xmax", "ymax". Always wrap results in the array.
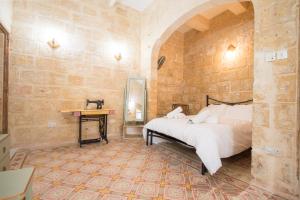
[
  {"xmin": 86, "ymin": 99, "xmax": 104, "ymax": 109},
  {"xmin": 61, "ymin": 99, "xmax": 114, "ymax": 147}
]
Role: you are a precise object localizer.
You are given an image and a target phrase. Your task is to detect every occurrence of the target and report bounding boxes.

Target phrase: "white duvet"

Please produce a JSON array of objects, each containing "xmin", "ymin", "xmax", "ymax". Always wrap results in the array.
[{"xmin": 143, "ymin": 116, "xmax": 252, "ymax": 174}]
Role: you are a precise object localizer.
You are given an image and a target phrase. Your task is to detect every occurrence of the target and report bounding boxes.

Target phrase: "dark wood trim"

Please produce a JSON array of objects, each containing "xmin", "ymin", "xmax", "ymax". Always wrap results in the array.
[
  {"xmin": 146, "ymin": 95, "xmax": 253, "ymax": 175},
  {"xmin": 0, "ymin": 23, "xmax": 9, "ymax": 134}
]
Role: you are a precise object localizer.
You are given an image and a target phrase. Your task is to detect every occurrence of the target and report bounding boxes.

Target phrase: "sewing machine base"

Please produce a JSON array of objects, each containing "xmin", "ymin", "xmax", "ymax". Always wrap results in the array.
[{"xmin": 79, "ymin": 114, "xmax": 108, "ymax": 147}]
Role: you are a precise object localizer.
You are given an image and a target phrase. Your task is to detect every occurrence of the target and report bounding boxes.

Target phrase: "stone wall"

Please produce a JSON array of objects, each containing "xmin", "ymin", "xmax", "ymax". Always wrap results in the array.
[
  {"xmin": 157, "ymin": 5, "xmax": 253, "ymax": 115},
  {"xmin": 157, "ymin": 31, "xmax": 184, "ymax": 116},
  {"xmin": 184, "ymin": 6, "xmax": 254, "ymax": 112},
  {"xmin": 9, "ymin": 0, "xmax": 141, "ymax": 148},
  {"xmin": 251, "ymin": 0, "xmax": 300, "ymax": 198}
]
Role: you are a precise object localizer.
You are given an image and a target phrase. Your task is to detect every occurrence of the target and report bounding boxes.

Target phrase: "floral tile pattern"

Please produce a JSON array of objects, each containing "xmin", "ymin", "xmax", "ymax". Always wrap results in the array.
[{"xmin": 12, "ymin": 139, "xmax": 288, "ymax": 200}]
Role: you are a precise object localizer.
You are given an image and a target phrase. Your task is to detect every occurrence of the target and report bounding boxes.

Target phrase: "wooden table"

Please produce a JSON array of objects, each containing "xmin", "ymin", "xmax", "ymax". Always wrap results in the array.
[{"xmin": 61, "ymin": 109, "xmax": 113, "ymax": 147}]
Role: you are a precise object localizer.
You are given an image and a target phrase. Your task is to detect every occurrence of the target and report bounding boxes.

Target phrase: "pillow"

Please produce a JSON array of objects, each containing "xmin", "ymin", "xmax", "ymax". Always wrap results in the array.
[
  {"xmin": 192, "ymin": 108, "xmax": 210, "ymax": 123},
  {"xmin": 207, "ymin": 104, "xmax": 228, "ymax": 118},
  {"xmin": 223, "ymin": 104, "xmax": 252, "ymax": 122},
  {"xmin": 205, "ymin": 115, "xmax": 219, "ymax": 124},
  {"xmin": 166, "ymin": 106, "xmax": 183, "ymax": 118}
]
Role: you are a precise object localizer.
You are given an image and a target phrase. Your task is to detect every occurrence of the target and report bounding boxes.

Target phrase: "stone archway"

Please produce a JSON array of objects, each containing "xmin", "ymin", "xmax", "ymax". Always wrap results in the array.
[
  {"xmin": 145, "ymin": 0, "xmax": 253, "ymax": 120},
  {"xmin": 140, "ymin": 0, "xmax": 300, "ymax": 199}
]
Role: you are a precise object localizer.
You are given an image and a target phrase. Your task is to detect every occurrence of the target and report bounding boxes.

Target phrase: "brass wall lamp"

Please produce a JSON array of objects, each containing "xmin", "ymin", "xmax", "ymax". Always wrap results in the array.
[
  {"xmin": 47, "ymin": 38, "xmax": 60, "ymax": 49},
  {"xmin": 114, "ymin": 52, "xmax": 122, "ymax": 61}
]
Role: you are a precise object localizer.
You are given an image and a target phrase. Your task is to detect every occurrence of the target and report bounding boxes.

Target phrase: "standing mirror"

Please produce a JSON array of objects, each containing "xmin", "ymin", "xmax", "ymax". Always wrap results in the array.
[
  {"xmin": 123, "ymin": 77, "xmax": 146, "ymax": 138},
  {"xmin": 0, "ymin": 24, "xmax": 9, "ymax": 134},
  {"xmin": 124, "ymin": 77, "xmax": 146, "ymax": 123}
]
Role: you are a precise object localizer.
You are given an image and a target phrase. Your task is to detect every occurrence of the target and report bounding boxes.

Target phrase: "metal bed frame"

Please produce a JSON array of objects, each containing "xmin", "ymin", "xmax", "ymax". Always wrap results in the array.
[{"xmin": 146, "ymin": 95, "xmax": 253, "ymax": 175}]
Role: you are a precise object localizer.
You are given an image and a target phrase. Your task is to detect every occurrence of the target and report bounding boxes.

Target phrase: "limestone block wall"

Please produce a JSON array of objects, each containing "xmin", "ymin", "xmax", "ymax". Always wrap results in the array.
[
  {"xmin": 184, "ymin": 6, "xmax": 254, "ymax": 112},
  {"xmin": 157, "ymin": 5, "xmax": 253, "ymax": 115},
  {"xmin": 157, "ymin": 31, "xmax": 184, "ymax": 116},
  {"xmin": 251, "ymin": 0, "xmax": 300, "ymax": 198},
  {"xmin": 9, "ymin": 0, "xmax": 141, "ymax": 148}
]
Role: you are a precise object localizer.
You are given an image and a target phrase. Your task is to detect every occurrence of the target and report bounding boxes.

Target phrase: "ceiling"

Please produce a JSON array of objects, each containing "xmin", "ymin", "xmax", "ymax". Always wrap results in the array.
[
  {"xmin": 109, "ymin": 0, "xmax": 248, "ymax": 30},
  {"xmin": 109, "ymin": 0, "xmax": 154, "ymax": 11},
  {"xmin": 177, "ymin": 2, "xmax": 247, "ymax": 33}
]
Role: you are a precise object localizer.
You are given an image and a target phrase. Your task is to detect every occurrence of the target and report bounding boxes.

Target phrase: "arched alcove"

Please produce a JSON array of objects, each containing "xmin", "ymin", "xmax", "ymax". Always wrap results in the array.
[
  {"xmin": 146, "ymin": 0, "xmax": 253, "ymax": 120},
  {"xmin": 141, "ymin": 0, "xmax": 299, "ymax": 199}
]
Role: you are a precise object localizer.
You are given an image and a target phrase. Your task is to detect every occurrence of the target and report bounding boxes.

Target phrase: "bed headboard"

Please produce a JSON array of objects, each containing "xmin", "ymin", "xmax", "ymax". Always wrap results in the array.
[{"xmin": 206, "ymin": 95, "xmax": 253, "ymax": 106}]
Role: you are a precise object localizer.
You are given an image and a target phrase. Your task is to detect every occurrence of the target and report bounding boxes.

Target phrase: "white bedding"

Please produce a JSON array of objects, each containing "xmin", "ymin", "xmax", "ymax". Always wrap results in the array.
[{"xmin": 143, "ymin": 115, "xmax": 252, "ymax": 174}]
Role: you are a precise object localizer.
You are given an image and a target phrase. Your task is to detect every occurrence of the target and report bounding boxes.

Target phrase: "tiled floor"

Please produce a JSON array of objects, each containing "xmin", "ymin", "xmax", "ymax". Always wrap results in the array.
[{"xmin": 11, "ymin": 139, "xmax": 286, "ymax": 200}]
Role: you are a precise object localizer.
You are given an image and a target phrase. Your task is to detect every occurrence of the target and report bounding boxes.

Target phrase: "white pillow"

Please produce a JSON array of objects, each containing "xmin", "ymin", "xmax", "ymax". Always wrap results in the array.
[
  {"xmin": 192, "ymin": 108, "xmax": 210, "ymax": 123},
  {"xmin": 223, "ymin": 104, "xmax": 252, "ymax": 121},
  {"xmin": 205, "ymin": 115, "xmax": 219, "ymax": 123},
  {"xmin": 207, "ymin": 104, "xmax": 228, "ymax": 118}
]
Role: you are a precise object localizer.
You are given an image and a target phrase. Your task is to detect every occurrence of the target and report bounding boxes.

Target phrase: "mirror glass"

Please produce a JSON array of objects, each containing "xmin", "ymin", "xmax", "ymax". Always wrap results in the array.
[
  {"xmin": 125, "ymin": 78, "xmax": 146, "ymax": 122},
  {"xmin": 0, "ymin": 32, "xmax": 4, "ymax": 133}
]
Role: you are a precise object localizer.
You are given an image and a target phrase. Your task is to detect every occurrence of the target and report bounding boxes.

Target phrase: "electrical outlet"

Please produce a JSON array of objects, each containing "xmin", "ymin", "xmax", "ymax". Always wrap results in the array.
[{"xmin": 48, "ymin": 121, "xmax": 56, "ymax": 128}]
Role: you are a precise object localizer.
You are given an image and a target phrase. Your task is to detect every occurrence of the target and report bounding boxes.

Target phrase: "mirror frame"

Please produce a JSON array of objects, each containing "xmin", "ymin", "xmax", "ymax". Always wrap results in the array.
[{"xmin": 0, "ymin": 23, "xmax": 9, "ymax": 134}]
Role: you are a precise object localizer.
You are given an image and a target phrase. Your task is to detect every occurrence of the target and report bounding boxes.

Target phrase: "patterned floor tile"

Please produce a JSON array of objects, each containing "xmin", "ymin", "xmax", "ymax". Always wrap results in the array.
[
  {"xmin": 101, "ymin": 194, "xmax": 128, "ymax": 200},
  {"xmin": 61, "ymin": 161, "xmax": 85, "ymax": 171},
  {"xmin": 41, "ymin": 185, "xmax": 74, "ymax": 200},
  {"xmin": 13, "ymin": 139, "xmax": 289, "ymax": 200},
  {"xmin": 136, "ymin": 182, "xmax": 160, "ymax": 198},
  {"xmin": 34, "ymin": 167, "xmax": 52, "ymax": 177},
  {"xmin": 100, "ymin": 166, "xmax": 120, "ymax": 176},
  {"xmin": 165, "ymin": 172, "xmax": 185, "ymax": 185},
  {"xmin": 32, "ymin": 181, "xmax": 52, "ymax": 195},
  {"xmin": 79, "ymin": 164, "xmax": 101, "ymax": 174},
  {"xmin": 120, "ymin": 167, "xmax": 141, "ymax": 179},
  {"xmin": 141, "ymin": 171, "xmax": 162, "ymax": 182},
  {"xmin": 164, "ymin": 185, "xmax": 187, "ymax": 200},
  {"xmin": 44, "ymin": 170, "xmax": 70, "ymax": 182},
  {"xmin": 110, "ymin": 179, "xmax": 134, "ymax": 193},
  {"xmin": 63, "ymin": 173, "xmax": 89, "ymax": 185},
  {"xmin": 69, "ymin": 189, "xmax": 99, "ymax": 200},
  {"xmin": 85, "ymin": 175, "xmax": 112, "ymax": 189}
]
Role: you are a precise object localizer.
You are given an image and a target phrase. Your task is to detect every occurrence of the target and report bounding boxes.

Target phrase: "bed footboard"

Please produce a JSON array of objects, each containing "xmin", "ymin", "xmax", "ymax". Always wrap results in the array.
[{"xmin": 146, "ymin": 128, "xmax": 208, "ymax": 175}]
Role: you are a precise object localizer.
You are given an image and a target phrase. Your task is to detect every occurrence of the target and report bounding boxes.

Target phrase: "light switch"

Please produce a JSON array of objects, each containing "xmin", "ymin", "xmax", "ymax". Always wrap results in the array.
[
  {"xmin": 48, "ymin": 121, "xmax": 57, "ymax": 128},
  {"xmin": 276, "ymin": 49, "xmax": 288, "ymax": 60},
  {"xmin": 264, "ymin": 51, "xmax": 276, "ymax": 62}
]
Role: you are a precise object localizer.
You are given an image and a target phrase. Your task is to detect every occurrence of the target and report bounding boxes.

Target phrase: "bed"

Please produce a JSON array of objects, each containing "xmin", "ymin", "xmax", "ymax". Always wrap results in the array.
[{"xmin": 143, "ymin": 95, "xmax": 252, "ymax": 175}]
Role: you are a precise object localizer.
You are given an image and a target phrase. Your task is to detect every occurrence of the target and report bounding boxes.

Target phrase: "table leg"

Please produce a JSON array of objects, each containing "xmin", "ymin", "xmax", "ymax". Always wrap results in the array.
[
  {"xmin": 99, "ymin": 115, "xmax": 108, "ymax": 144},
  {"xmin": 79, "ymin": 115, "xmax": 82, "ymax": 147},
  {"xmin": 104, "ymin": 114, "xmax": 108, "ymax": 144}
]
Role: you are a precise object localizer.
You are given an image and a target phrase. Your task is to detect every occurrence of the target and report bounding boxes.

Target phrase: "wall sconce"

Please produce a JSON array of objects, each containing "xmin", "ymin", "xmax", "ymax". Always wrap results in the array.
[
  {"xmin": 47, "ymin": 38, "xmax": 60, "ymax": 49},
  {"xmin": 114, "ymin": 53, "xmax": 122, "ymax": 61},
  {"xmin": 225, "ymin": 44, "xmax": 236, "ymax": 60}
]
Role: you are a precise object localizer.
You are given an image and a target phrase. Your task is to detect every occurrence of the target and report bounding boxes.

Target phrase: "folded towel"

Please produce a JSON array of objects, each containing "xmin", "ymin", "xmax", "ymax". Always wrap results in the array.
[
  {"xmin": 166, "ymin": 106, "xmax": 183, "ymax": 118},
  {"xmin": 191, "ymin": 108, "xmax": 210, "ymax": 123},
  {"xmin": 172, "ymin": 113, "xmax": 186, "ymax": 119}
]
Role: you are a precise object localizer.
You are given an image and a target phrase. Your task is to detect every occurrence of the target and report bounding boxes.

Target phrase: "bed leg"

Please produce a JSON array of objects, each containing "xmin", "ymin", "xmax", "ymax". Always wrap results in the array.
[
  {"xmin": 150, "ymin": 131, "xmax": 153, "ymax": 145},
  {"xmin": 146, "ymin": 129, "xmax": 149, "ymax": 146},
  {"xmin": 201, "ymin": 163, "xmax": 208, "ymax": 175}
]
